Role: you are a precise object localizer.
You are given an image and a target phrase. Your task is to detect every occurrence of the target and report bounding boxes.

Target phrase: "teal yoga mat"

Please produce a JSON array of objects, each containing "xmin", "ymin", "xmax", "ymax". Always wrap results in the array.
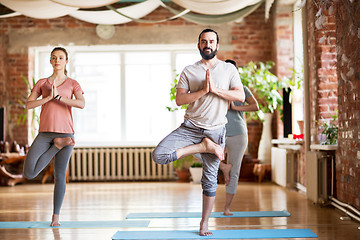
[
  {"xmin": 126, "ymin": 210, "xmax": 290, "ymax": 219},
  {"xmin": 112, "ymin": 229, "xmax": 317, "ymax": 239},
  {"xmin": 0, "ymin": 220, "xmax": 150, "ymax": 229}
]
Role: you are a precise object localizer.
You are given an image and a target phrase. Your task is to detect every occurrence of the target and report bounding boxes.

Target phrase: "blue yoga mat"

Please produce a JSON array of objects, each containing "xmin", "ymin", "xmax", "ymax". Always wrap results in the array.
[
  {"xmin": 0, "ymin": 220, "xmax": 150, "ymax": 229},
  {"xmin": 126, "ymin": 210, "xmax": 290, "ymax": 219},
  {"xmin": 112, "ymin": 229, "xmax": 317, "ymax": 239}
]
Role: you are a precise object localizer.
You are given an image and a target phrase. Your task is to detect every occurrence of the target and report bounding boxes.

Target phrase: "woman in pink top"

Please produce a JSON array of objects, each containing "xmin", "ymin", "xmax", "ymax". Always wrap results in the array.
[{"xmin": 23, "ymin": 47, "xmax": 85, "ymax": 226}]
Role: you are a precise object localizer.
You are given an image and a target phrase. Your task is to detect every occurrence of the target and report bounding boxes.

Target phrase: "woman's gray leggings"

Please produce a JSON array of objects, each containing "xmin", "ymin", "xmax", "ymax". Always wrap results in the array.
[
  {"xmin": 225, "ymin": 134, "xmax": 248, "ymax": 194},
  {"xmin": 23, "ymin": 132, "xmax": 74, "ymax": 215}
]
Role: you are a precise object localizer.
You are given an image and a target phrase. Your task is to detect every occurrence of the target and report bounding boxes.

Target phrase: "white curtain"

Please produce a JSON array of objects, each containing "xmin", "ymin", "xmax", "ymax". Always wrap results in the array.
[
  {"xmin": 0, "ymin": 0, "xmax": 78, "ymax": 19},
  {"xmin": 165, "ymin": 1, "xmax": 263, "ymax": 25},
  {"xmin": 0, "ymin": 0, "xmax": 274, "ymax": 24},
  {"xmin": 69, "ymin": 0, "xmax": 161, "ymax": 25},
  {"xmin": 0, "ymin": 12, "xmax": 21, "ymax": 18},
  {"xmin": 171, "ymin": 0, "xmax": 261, "ymax": 15},
  {"xmin": 50, "ymin": 0, "xmax": 119, "ymax": 8}
]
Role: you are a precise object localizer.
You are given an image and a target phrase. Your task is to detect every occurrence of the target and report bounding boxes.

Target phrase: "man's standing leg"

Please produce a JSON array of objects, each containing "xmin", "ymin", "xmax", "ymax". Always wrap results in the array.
[
  {"xmin": 201, "ymin": 194, "xmax": 216, "ymax": 236},
  {"xmin": 199, "ymin": 126, "xmax": 226, "ymax": 236}
]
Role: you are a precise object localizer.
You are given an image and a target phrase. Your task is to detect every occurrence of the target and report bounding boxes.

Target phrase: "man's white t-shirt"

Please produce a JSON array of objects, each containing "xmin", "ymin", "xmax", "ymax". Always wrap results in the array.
[{"xmin": 177, "ymin": 60, "xmax": 243, "ymax": 130}]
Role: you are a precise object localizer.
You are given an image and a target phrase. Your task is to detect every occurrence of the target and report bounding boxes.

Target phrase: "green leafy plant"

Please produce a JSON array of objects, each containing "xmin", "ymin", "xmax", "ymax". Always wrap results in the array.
[
  {"xmin": 317, "ymin": 112, "xmax": 338, "ymax": 145},
  {"xmin": 16, "ymin": 74, "xmax": 39, "ymax": 138},
  {"xmin": 166, "ymin": 73, "xmax": 188, "ymax": 112},
  {"xmin": 238, "ymin": 61, "xmax": 286, "ymax": 121},
  {"xmin": 283, "ymin": 67, "xmax": 303, "ymax": 103},
  {"xmin": 172, "ymin": 155, "xmax": 193, "ymax": 170},
  {"xmin": 190, "ymin": 161, "xmax": 202, "ymax": 168}
]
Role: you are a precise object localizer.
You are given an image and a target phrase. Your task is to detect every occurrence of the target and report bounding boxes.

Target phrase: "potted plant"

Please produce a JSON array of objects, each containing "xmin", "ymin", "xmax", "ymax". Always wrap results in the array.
[
  {"xmin": 172, "ymin": 155, "xmax": 193, "ymax": 182},
  {"xmin": 189, "ymin": 159, "xmax": 202, "ymax": 184},
  {"xmin": 16, "ymin": 75, "xmax": 39, "ymax": 139},
  {"xmin": 238, "ymin": 61, "xmax": 286, "ymax": 164},
  {"xmin": 317, "ymin": 112, "xmax": 338, "ymax": 145},
  {"xmin": 239, "ymin": 61, "xmax": 285, "ymax": 120}
]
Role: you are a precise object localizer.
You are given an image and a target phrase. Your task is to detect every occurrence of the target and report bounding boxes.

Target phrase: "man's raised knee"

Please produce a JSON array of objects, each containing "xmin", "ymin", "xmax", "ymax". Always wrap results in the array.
[{"xmin": 152, "ymin": 149, "xmax": 177, "ymax": 165}]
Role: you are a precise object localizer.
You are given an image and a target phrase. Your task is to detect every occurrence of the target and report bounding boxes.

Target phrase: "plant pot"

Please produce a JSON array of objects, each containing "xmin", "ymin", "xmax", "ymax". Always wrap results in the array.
[
  {"xmin": 257, "ymin": 113, "xmax": 272, "ymax": 164},
  {"xmin": 175, "ymin": 169, "xmax": 191, "ymax": 182},
  {"xmin": 189, "ymin": 167, "xmax": 202, "ymax": 184}
]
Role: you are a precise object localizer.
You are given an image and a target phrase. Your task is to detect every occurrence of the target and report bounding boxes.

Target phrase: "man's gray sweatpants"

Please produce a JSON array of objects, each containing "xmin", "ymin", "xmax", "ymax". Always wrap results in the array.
[{"xmin": 152, "ymin": 119, "xmax": 225, "ymax": 197}]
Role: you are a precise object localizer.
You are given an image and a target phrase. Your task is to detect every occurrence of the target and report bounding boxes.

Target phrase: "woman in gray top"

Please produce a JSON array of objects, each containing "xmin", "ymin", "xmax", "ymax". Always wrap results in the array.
[{"xmin": 222, "ymin": 60, "xmax": 259, "ymax": 216}]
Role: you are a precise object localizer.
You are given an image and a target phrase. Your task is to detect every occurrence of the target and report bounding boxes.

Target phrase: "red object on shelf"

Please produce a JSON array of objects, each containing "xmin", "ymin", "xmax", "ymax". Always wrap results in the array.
[{"xmin": 293, "ymin": 134, "xmax": 304, "ymax": 139}]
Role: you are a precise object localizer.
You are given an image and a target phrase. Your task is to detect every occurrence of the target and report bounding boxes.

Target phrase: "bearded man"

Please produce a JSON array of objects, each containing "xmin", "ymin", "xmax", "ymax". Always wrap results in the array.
[{"xmin": 152, "ymin": 28, "xmax": 245, "ymax": 236}]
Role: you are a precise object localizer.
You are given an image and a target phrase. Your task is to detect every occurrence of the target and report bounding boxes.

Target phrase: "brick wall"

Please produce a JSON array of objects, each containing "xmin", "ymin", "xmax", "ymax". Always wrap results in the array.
[
  {"xmin": 307, "ymin": 0, "xmax": 359, "ymax": 211},
  {"xmin": 335, "ymin": 0, "xmax": 360, "ymax": 210},
  {"xmin": 307, "ymin": 0, "xmax": 338, "ymax": 143},
  {"xmin": 0, "ymin": 34, "xmax": 7, "ymax": 108}
]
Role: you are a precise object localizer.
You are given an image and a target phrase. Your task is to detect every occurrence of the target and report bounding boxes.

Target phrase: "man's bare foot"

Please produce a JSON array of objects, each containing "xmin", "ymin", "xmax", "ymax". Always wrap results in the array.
[
  {"xmin": 54, "ymin": 137, "xmax": 75, "ymax": 150},
  {"xmin": 201, "ymin": 138, "xmax": 224, "ymax": 160},
  {"xmin": 50, "ymin": 214, "xmax": 60, "ymax": 227},
  {"xmin": 224, "ymin": 209, "xmax": 233, "ymax": 216},
  {"xmin": 199, "ymin": 220, "xmax": 212, "ymax": 236},
  {"xmin": 219, "ymin": 162, "xmax": 232, "ymax": 185}
]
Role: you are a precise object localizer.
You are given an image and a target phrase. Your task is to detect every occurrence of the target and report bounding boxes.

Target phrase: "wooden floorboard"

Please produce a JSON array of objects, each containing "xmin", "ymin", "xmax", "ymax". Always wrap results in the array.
[{"xmin": 0, "ymin": 182, "xmax": 359, "ymax": 240}]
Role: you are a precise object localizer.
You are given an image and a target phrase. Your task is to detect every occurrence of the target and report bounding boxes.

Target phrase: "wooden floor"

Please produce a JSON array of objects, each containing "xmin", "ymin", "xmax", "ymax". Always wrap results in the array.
[{"xmin": 0, "ymin": 181, "xmax": 359, "ymax": 240}]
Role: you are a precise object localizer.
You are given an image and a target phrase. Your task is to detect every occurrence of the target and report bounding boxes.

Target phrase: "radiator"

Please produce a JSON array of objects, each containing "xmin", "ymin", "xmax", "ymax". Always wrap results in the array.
[
  {"xmin": 69, "ymin": 147, "xmax": 175, "ymax": 181},
  {"xmin": 306, "ymin": 150, "xmax": 334, "ymax": 204},
  {"xmin": 271, "ymin": 146, "xmax": 298, "ymax": 188}
]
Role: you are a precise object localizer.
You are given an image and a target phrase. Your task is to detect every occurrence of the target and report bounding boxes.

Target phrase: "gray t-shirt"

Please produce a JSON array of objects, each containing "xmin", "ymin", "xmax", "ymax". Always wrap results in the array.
[
  {"xmin": 177, "ymin": 60, "xmax": 242, "ymax": 130},
  {"xmin": 225, "ymin": 86, "xmax": 253, "ymax": 136}
]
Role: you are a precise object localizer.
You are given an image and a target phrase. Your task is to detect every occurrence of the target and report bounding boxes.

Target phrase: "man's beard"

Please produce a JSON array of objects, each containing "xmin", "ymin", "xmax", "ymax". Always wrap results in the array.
[{"xmin": 199, "ymin": 47, "xmax": 217, "ymax": 60}]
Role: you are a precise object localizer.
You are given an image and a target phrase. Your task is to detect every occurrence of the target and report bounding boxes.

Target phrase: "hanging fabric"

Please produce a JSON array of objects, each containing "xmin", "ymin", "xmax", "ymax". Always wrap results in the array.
[{"xmin": 69, "ymin": 0, "xmax": 161, "ymax": 25}]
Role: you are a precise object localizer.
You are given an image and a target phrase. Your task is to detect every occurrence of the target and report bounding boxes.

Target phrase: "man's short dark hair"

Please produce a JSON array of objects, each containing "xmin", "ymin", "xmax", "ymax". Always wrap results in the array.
[{"xmin": 198, "ymin": 29, "xmax": 219, "ymax": 44}]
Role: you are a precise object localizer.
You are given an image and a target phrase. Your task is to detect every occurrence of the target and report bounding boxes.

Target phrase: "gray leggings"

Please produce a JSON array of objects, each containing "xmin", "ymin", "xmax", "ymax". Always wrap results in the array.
[
  {"xmin": 153, "ymin": 119, "xmax": 225, "ymax": 197},
  {"xmin": 225, "ymin": 134, "xmax": 248, "ymax": 194},
  {"xmin": 23, "ymin": 132, "xmax": 74, "ymax": 215}
]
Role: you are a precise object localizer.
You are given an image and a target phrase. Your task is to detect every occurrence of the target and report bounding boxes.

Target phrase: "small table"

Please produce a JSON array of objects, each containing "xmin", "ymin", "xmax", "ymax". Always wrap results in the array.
[{"xmin": 0, "ymin": 153, "xmax": 26, "ymax": 186}]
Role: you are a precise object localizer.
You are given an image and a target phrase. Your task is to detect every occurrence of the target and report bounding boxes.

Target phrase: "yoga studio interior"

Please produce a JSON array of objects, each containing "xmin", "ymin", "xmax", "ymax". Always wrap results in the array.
[{"xmin": 0, "ymin": 0, "xmax": 359, "ymax": 240}]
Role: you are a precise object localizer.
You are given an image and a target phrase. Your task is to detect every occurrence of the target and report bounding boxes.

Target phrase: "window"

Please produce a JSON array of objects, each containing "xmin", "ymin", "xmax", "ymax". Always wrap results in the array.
[
  {"xmin": 32, "ymin": 45, "xmax": 199, "ymax": 146},
  {"xmin": 292, "ymin": 3, "xmax": 304, "ymax": 134}
]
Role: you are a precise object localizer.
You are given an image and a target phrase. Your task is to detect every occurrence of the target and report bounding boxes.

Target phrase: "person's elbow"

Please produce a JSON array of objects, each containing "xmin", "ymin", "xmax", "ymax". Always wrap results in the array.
[
  {"xmin": 175, "ymin": 99, "xmax": 184, "ymax": 106},
  {"xmin": 175, "ymin": 93, "xmax": 186, "ymax": 106},
  {"xmin": 236, "ymin": 89, "xmax": 245, "ymax": 102},
  {"xmin": 25, "ymin": 102, "xmax": 33, "ymax": 110},
  {"xmin": 78, "ymin": 102, "xmax": 85, "ymax": 109}
]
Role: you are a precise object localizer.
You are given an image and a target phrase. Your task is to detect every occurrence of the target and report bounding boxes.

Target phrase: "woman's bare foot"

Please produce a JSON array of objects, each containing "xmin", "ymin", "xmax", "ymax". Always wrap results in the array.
[
  {"xmin": 54, "ymin": 137, "xmax": 75, "ymax": 150},
  {"xmin": 199, "ymin": 220, "xmax": 212, "ymax": 236},
  {"xmin": 219, "ymin": 162, "xmax": 232, "ymax": 185},
  {"xmin": 201, "ymin": 138, "xmax": 224, "ymax": 160},
  {"xmin": 224, "ymin": 209, "xmax": 233, "ymax": 216},
  {"xmin": 50, "ymin": 214, "xmax": 60, "ymax": 227}
]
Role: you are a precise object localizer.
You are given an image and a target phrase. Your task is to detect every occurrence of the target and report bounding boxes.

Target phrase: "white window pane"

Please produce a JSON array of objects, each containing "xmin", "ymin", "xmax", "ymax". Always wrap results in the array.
[
  {"xmin": 34, "ymin": 46, "xmax": 198, "ymax": 146},
  {"xmin": 124, "ymin": 52, "xmax": 173, "ymax": 143},
  {"xmin": 73, "ymin": 52, "xmax": 121, "ymax": 146}
]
